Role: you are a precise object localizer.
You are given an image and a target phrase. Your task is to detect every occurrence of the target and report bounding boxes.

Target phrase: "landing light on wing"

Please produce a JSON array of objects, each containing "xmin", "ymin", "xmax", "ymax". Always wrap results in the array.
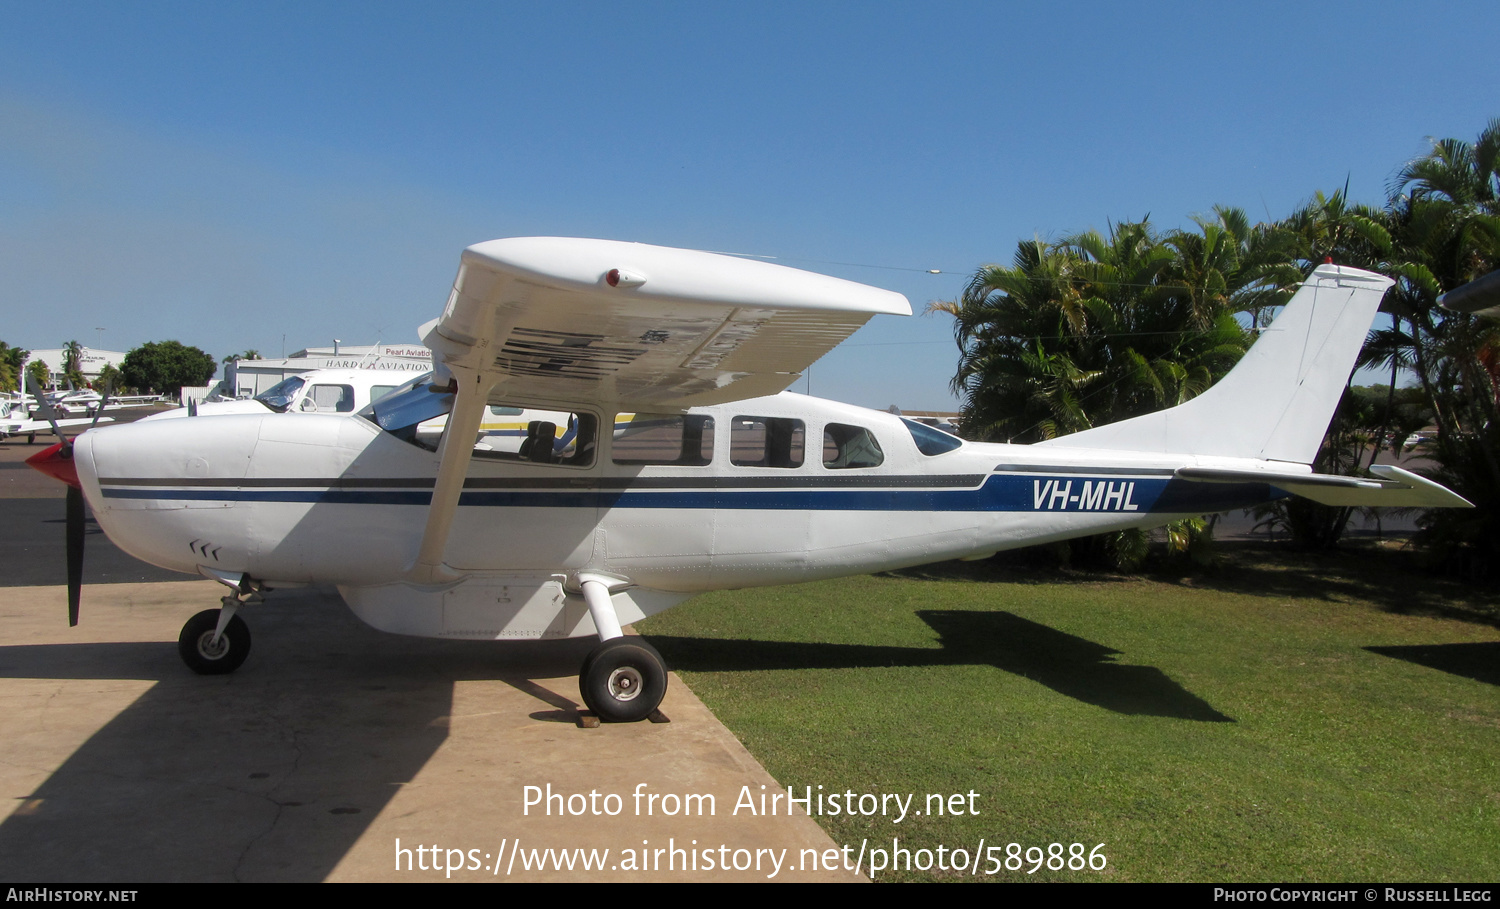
[{"xmin": 605, "ymin": 268, "xmax": 646, "ymax": 288}]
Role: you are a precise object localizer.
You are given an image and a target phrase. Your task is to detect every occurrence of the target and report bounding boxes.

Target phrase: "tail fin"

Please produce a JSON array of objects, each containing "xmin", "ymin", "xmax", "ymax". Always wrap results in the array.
[{"xmin": 1044, "ymin": 264, "xmax": 1393, "ymax": 464}]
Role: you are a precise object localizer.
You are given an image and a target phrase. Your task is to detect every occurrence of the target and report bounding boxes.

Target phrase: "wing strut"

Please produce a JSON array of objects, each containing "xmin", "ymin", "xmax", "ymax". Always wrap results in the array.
[{"xmin": 406, "ymin": 369, "xmax": 492, "ymax": 585}]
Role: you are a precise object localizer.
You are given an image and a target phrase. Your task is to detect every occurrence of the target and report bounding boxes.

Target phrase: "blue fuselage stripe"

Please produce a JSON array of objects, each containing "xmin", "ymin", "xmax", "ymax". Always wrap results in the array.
[{"xmin": 100, "ymin": 474, "xmax": 1280, "ymax": 514}]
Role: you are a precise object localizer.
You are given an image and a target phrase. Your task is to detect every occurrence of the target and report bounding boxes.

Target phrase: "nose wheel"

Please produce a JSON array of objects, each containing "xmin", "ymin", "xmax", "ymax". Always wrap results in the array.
[
  {"xmin": 579, "ymin": 637, "xmax": 667, "ymax": 723},
  {"xmin": 178, "ymin": 608, "xmax": 252, "ymax": 675}
]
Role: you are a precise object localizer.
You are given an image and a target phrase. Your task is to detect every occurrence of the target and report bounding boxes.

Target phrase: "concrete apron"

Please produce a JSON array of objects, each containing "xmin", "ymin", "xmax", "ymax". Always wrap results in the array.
[{"xmin": 0, "ymin": 581, "xmax": 862, "ymax": 882}]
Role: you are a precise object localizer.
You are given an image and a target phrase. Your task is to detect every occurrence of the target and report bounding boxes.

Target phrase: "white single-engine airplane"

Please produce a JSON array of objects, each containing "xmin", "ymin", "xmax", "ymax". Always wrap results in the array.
[
  {"xmin": 2, "ymin": 398, "xmax": 113, "ymax": 442},
  {"xmin": 27, "ymin": 238, "xmax": 1472, "ymax": 721}
]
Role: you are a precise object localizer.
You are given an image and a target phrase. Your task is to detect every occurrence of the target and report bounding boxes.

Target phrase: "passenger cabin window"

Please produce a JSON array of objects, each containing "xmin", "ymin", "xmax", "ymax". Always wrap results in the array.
[
  {"xmin": 612, "ymin": 414, "xmax": 714, "ymax": 466},
  {"xmin": 823, "ymin": 423, "xmax": 884, "ymax": 469},
  {"xmin": 370, "ymin": 385, "xmax": 398, "ymax": 403},
  {"xmin": 731, "ymin": 417, "xmax": 805, "ymax": 468},
  {"xmin": 902, "ymin": 418, "xmax": 963, "ymax": 455}
]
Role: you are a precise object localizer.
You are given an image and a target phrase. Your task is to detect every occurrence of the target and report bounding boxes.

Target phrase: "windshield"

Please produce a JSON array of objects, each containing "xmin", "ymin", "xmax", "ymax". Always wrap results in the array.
[
  {"xmin": 364, "ymin": 376, "xmax": 453, "ymax": 449},
  {"xmin": 254, "ymin": 376, "xmax": 306, "ymax": 413}
]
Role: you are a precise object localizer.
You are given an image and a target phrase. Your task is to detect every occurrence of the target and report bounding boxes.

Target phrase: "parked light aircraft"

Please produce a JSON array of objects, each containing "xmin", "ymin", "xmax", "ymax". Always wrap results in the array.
[
  {"xmin": 1, "ymin": 398, "xmax": 111, "ymax": 442},
  {"xmin": 27, "ymin": 238, "xmax": 1472, "ymax": 721},
  {"xmin": 35, "ymin": 386, "xmax": 160, "ymax": 418}
]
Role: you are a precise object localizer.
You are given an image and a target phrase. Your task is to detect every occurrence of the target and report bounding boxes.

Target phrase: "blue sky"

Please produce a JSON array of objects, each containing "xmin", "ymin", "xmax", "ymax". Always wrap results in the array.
[{"xmin": 3, "ymin": 1, "xmax": 1497, "ymax": 409}]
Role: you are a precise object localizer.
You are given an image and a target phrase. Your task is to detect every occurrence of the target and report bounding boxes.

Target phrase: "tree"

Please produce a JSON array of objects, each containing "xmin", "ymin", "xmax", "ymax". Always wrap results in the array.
[
  {"xmin": 936, "ymin": 217, "xmax": 1291, "ymax": 445},
  {"xmin": 121, "ymin": 341, "xmax": 217, "ymax": 395},
  {"xmin": 1384, "ymin": 119, "xmax": 1500, "ymax": 575},
  {"xmin": 61, "ymin": 339, "xmax": 86, "ymax": 389},
  {"xmin": 223, "ymin": 349, "xmax": 262, "ymax": 364},
  {"xmin": 0, "ymin": 342, "xmax": 26, "ymax": 393},
  {"xmin": 95, "ymin": 363, "xmax": 123, "ymax": 393},
  {"xmin": 26, "ymin": 359, "xmax": 50, "ymax": 392}
]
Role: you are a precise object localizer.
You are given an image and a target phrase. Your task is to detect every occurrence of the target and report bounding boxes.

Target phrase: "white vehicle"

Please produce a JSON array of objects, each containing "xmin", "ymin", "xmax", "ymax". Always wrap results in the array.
[
  {"xmin": 29, "ymin": 238, "xmax": 1471, "ymax": 723},
  {"xmin": 146, "ymin": 368, "xmax": 413, "ymax": 421}
]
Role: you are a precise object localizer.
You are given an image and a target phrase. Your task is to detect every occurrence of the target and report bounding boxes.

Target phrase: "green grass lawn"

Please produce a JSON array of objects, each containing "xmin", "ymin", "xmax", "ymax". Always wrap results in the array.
[{"xmin": 637, "ymin": 543, "xmax": 1500, "ymax": 882}]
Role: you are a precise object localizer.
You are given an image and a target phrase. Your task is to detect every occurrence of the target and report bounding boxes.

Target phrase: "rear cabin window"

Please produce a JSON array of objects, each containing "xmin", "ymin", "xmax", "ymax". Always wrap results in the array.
[
  {"xmin": 730, "ymin": 417, "xmax": 805, "ymax": 468},
  {"xmin": 612, "ymin": 414, "xmax": 714, "ymax": 466},
  {"xmin": 823, "ymin": 423, "xmax": 884, "ymax": 469},
  {"xmin": 902, "ymin": 418, "xmax": 963, "ymax": 455}
]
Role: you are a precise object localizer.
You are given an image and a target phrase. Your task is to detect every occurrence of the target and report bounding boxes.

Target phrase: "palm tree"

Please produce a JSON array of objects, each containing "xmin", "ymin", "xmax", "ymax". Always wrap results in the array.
[
  {"xmin": 60, "ymin": 339, "xmax": 87, "ymax": 388},
  {"xmin": 1384, "ymin": 120, "xmax": 1500, "ymax": 574},
  {"xmin": 938, "ymin": 216, "xmax": 1294, "ymax": 445},
  {"xmin": 935, "ymin": 239, "xmax": 1093, "ymax": 441}
]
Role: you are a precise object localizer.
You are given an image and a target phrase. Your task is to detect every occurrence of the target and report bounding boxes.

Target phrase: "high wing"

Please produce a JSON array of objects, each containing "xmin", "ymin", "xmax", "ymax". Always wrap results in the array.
[
  {"xmin": 422, "ymin": 237, "xmax": 911, "ymax": 412},
  {"xmin": 408, "ymin": 237, "xmax": 912, "ymax": 583}
]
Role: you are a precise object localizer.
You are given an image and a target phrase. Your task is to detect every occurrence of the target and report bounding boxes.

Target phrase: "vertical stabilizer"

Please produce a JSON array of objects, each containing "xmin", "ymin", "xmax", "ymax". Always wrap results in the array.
[{"xmin": 1043, "ymin": 264, "xmax": 1393, "ymax": 464}]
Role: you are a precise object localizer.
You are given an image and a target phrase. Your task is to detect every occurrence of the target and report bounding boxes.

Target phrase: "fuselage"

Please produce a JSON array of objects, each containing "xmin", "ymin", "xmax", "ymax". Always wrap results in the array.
[{"xmin": 73, "ymin": 391, "xmax": 1282, "ymax": 596}]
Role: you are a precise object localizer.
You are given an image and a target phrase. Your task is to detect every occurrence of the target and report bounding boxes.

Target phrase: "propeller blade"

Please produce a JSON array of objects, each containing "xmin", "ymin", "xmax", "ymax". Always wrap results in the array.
[
  {"xmin": 24, "ymin": 373, "xmax": 67, "ymax": 445},
  {"xmin": 89, "ymin": 379, "xmax": 114, "ymax": 431},
  {"xmin": 24, "ymin": 374, "xmax": 83, "ymax": 625},
  {"xmin": 66, "ymin": 485, "xmax": 84, "ymax": 626}
]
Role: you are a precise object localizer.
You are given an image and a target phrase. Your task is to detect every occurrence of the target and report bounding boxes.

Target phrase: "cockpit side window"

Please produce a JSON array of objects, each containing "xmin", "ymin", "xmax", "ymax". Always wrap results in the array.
[
  {"xmin": 362, "ymin": 378, "xmax": 597, "ymax": 467},
  {"xmin": 475, "ymin": 410, "xmax": 597, "ymax": 467},
  {"xmin": 822, "ymin": 423, "xmax": 884, "ymax": 469},
  {"xmin": 306, "ymin": 384, "xmax": 356, "ymax": 413}
]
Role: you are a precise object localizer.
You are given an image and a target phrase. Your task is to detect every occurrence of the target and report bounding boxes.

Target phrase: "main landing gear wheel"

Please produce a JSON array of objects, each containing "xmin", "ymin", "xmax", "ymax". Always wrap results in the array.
[
  {"xmin": 579, "ymin": 637, "xmax": 667, "ymax": 723},
  {"xmin": 178, "ymin": 609, "xmax": 252, "ymax": 675}
]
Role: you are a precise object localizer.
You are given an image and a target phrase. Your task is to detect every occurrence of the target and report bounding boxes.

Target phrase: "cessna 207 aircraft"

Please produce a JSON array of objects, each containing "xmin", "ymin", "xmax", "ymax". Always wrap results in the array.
[{"xmin": 27, "ymin": 238, "xmax": 1471, "ymax": 721}]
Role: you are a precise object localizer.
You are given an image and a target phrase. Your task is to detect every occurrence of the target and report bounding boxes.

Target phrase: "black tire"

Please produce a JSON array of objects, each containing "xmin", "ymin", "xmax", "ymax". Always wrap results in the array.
[
  {"xmin": 178, "ymin": 609, "xmax": 252, "ymax": 675},
  {"xmin": 579, "ymin": 638, "xmax": 667, "ymax": 722}
]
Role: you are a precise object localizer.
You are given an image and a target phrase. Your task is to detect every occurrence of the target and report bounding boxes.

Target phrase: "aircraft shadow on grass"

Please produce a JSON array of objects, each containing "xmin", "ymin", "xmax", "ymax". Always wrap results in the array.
[
  {"xmin": 1364, "ymin": 642, "xmax": 1500, "ymax": 687},
  {"xmin": 646, "ymin": 609, "xmax": 1234, "ymax": 723}
]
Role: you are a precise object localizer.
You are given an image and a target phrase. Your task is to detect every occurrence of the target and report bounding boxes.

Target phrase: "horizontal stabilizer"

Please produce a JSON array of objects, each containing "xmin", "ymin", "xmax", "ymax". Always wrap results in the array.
[{"xmin": 1175, "ymin": 465, "xmax": 1472, "ymax": 508}]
